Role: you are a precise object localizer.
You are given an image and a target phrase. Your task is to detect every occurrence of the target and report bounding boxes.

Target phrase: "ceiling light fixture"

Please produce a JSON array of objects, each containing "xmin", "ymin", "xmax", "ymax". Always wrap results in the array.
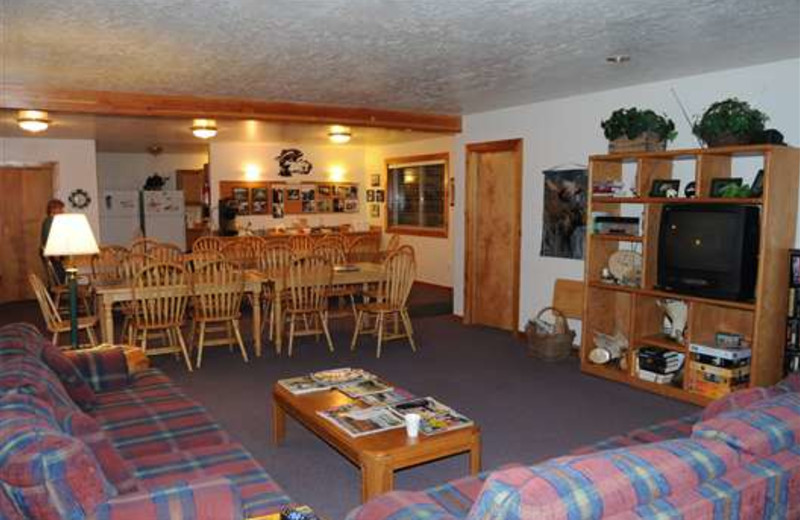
[
  {"xmin": 606, "ymin": 54, "xmax": 631, "ymax": 64},
  {"xmin": 191, "ymin": 119, "xmax": 217, "ymax": 139},
  {"xmin": 17, "ymin": 110, "xmax": 50, "ymax": 133},
  {"xmin": 328, "ymin": 125, "xmax": 352, "ymax": 144}
]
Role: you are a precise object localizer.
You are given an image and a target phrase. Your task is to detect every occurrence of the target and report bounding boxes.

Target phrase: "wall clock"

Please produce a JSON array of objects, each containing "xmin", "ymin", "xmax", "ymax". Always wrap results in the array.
[{"xmin": 68, "ymin": 189, "xmax": 92, "ymax": 209}]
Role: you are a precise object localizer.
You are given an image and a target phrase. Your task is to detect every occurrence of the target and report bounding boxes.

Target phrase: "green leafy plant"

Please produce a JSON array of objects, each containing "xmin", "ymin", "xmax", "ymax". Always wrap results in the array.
[
  {"xmin": 601, "ymin": 108, "xmax": 677, "ymax": 142},
  {"xmin": 719, "ymin": 183, "xmax": 753, "ymax": 198},
  {"xmin": 692, "ymin": 98, "xmax": 768, "ymax": 147}
]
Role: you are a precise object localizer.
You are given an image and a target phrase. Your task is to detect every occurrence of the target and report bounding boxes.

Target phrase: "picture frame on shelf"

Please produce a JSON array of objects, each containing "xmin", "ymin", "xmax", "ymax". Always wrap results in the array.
[
  {"xmin": 750, "ymin": 169, "xmax": 764, "ymax": 198},
  {"xmin": 709, "ymin": 177, "xmax": 743, "ymax": 198},
  {"xmin": 649, "ymin": 179, "xmax": 680, "ymax": 198}
]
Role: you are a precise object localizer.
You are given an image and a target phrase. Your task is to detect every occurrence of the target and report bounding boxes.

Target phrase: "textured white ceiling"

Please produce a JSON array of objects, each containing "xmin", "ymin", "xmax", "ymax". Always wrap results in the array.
[{"xmin": 3, "ymin": 0, "xmax": 799, "ymax": 114}]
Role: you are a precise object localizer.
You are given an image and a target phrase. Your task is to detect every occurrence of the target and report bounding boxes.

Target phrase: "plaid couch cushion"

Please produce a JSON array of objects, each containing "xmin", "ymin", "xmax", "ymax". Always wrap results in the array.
[
  {"xmin": 0, "ymin": 410, "xmax": 115, "ymax": 519},
  {"xmin": 701, "ymin": 387, "xmax": 788, "ymax": 421},
  {"xmin": 128, "ymin": 443, "xmax": 292, "ymax": 517},
  {"xmin": 0, "ymin": 356, "xmax": 79, "ymax": 414},
  {"xmin": 777, "ymin": 373, "xmax": 800, "ymax": 393},
  {"xmin": 55, "ymin": 407, "xmax": 140, "ymax": 494},
  {"xmin": 41, "ymin": 345, "xmax": 97, "ymax": 411},
  {"xmin": 570, "ymin": 413, "xmax": 700, "ymax": 455},
  {"xmin": 466, "ymin": 438, "xmax": 740, "ymax": 520},
  {"xmin": 93, "ymin": 369, "xmax": 230, "ymax": 458},
  {"xmin": 693, "ymin": 392, "xmax": 800, "ymax": 458},
  {"xmin": 0, "ymin": 323, "xmax": 49, "ymax": 359},
  {"xmin": 64, "ymin": 345, "xmax": 131, "ymax": 392}
]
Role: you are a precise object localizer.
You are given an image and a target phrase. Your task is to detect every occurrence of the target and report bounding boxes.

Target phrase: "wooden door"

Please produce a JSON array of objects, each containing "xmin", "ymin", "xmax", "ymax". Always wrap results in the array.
[
  {"xmin": 0, "ymin": 165, "xmax": 54, "ymax": 302},
  {"xmin": 465, "ymin": 140, "xmax": 522, "ymax": 331}
]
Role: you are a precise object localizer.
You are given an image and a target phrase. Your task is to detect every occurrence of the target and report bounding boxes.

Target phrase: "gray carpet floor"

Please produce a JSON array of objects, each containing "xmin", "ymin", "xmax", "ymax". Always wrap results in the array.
[{"xmin": 1, "ymin": 294, "xmax": 696, "ymax": 519}]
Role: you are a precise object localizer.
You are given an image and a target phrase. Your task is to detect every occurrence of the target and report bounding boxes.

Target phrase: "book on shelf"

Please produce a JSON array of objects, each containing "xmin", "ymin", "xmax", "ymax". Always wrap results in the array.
[
  {"xmin": 689, "ymin": 343, "xmax": 752, "ymax": 362},
  {"xmin": 391, "ymin": 397, "xmax": 473, "ymax": 436},
  {"xmin": 317, "ymin": 403, "xmax": 405, "ymax": 437},
  {"xmin": 637, "ymin": 369, "xmax": 677, "ymax": 385},
  {"xmin": 338, "ymin": 378, "xmax": 393, "ymax": 399}
]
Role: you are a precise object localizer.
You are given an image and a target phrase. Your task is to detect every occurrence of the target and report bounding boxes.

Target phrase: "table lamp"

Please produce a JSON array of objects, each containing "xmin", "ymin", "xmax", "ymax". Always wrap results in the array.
[{"xmin": 43, "ymin": 213, "xmax": 99, "ymax": 348}]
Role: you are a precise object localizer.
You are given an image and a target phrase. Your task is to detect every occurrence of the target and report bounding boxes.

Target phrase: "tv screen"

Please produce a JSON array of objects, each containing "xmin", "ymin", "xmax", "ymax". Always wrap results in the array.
[{"xmin": 657, "ymin": 204, "xmax": 759, "ymax": 301}]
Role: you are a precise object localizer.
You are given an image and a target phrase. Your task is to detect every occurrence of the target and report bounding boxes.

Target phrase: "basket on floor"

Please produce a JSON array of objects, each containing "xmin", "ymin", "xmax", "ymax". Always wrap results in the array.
[{"xmin": 525, "ymin": 307, "xmax": 575, "ymax": 362}]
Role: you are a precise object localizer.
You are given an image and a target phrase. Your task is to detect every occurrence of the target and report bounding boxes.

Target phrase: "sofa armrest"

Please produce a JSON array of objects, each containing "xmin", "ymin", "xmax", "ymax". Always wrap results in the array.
[
  {"xmin": 65, "ymin": 346, "xmax": 131, "ymax": 392},
  {"xmin": 346, "ymin": 490, "xmax": 460, "ymax": 520},
  {"xmin": 90, "ymin": 477, "xmax": 244, "ymax": 520}
]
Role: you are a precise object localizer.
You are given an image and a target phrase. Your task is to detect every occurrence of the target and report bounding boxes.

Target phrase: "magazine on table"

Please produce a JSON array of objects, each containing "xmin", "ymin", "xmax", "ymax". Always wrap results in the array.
[
  {"xmin": 359, "ymin": 388, "xmax": 413, "ymax": 407},
  {"xmin": 318, "ymin": 403, "xmax": 405, "ymax": 437},
  {"xmin": 278, "ymin": 375, "xmax": 335, "ymax": 395},
  {"xmin": 391, "ymin": 397, "xmax": 473, "ymax": 436},
  {"xmin": 338, "ymin": 378, "xmax": 393, "ymax": 399},
  {"xmin": 310, "ymin": 367, "xmax": 372, "ymax": 385}
]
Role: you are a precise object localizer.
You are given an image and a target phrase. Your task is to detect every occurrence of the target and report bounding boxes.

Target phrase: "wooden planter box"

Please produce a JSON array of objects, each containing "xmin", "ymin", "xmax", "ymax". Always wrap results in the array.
[{"xmin": 609, "ymin": 132, "xmax": 666, "ymax": 153}]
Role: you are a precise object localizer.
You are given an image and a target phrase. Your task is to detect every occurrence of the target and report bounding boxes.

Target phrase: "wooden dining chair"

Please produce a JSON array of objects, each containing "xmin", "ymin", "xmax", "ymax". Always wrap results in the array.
[
  {"xmin": 29, "ymin": 273, "xmax": 98, "ymax": 348},
  {"xmin": 347, "ymin": 234, "xmax": 381, "ymax": 263},
  {"xmin": 131, "ymin": 262, "xmax": 192, "ymax": 371},
  {"xmin": 190, "ymin": 260, "xmax": 248, "ymax": 368},
  {"xmin": 192, "ymin": 236, "xmax": 223, "ymax": 253},
  {"xmin": 258, "ymin": 244, "xmax": 295, "ymax": 343},
  {"xmin": 182, "ymin": 251, "xmax": 225, "ymax": 271},
  {"xmin": 288, "ymin": 234, "xmax": 315, "ymax": 258},
  {"xmin": 43, "ymin": 256, "xmax": 93, "ymax": 315},
  {"xmin": 91, "ymin": 246, "xmax": 127, "ymax": 285},
  {"xmin": 384, "ymin": 234, "xmax": 401, "ymax": 258},
  {"xmin": 130, "ymin": 237, "xmax": 160, "ymax": 255},
  {"xmin": 312, "ymin": 243, "xmax": 357, "ymax": 319},
  {"xmin": 149, "ymin": 243, "xmax": 183, "ymax": 263},
  {"xmin": 350, "ymin": 246, "xmax": 417, "ymax": 358},
  {"xmin": 221, "ymin": 240, "xmax": 258, "ymax": 269},
  {"xmin": 314, "ymin": 233, "xmax": 345, "ymax": 251},
  {"xmin": 284, "ymin": 255, "xmax": 334, "ymax": 356}
]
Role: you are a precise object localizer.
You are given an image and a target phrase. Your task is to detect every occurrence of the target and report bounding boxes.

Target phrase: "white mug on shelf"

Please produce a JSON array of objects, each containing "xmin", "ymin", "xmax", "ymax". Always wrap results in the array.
[{"xmin": 404, "ymin": 413, "xmax": 421, "ymax": 438}]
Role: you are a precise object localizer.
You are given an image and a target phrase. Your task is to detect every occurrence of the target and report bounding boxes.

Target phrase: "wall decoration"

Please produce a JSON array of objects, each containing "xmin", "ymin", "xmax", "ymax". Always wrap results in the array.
[
  {"xmin": 375, "ymin": 189, "xmax": 385, "ymax": 203},
  {"xmin": 344, "ymin": 200, "xmax": 359, "ymax": 213},
  {"xmin": 370, "ymin": 204, "xmax": 380, "ymax": 218},
  {"xmin": 540, "ymin": 168, "xmax": 587, "ymax": 259},
  {"xmin": 287, "ymin": 188, "xmax": 301, "ymax": 200},
  {"xmin": 367, "ymin": 190, "xmax": 375, "ymax": 202},
  {"xmin": 143, "ymin": 173, "xmax": 168, "ymax": 191},
  {"xmin": 232, "ymin": 187, "xmax": 249, "ymax": 214},
  {"xmin": 450, "ymin": 177, "xmax": 455, "ymax": 207},
  {"xmin": 275, "ymin": 148, "xmax": 313, "ymax": 177},
  {"xmin": 68, "ymin": 189, "xmax": 91, "ymax": 209},
  {"xmin": 318, "ymin": 185, "xmax": 331, "ymax": 196},
  {"xmin": 252, "ymin": 187, "xmax": 269, "ymax": 214},
  {"xmin": 649, "ymin": 179, "xmax": 680, "ymax": 198},
  {"xmin": 370, "ymin": 174, "xmax": 381, "ymax": 187}
]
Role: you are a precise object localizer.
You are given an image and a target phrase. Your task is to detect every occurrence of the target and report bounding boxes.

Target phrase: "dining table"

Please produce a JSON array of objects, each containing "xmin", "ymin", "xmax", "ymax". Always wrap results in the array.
[{"xmin": 92, "ymin": 261, "xmax": 386, "ymax": 357}]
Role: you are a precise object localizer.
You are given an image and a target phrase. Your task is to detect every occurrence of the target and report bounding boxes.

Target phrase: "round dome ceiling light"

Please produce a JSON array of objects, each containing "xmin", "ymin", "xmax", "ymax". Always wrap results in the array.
[
  {"xmin": 328, "ymin": 125, "xmax": 352, "ymax": 144},
  {"xmin": 17, "ymin": 110, "xmax": 50, "ymax": 133},
  {"xmin": 191, "ymin": 119, "xmax": 218, "ymax": 139}
]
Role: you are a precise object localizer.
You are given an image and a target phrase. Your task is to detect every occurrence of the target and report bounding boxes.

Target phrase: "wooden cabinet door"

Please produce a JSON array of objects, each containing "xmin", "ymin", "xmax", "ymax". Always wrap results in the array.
[{"xmin": 0, "ymin": 166, "xmax": 53, "ymax": 303}]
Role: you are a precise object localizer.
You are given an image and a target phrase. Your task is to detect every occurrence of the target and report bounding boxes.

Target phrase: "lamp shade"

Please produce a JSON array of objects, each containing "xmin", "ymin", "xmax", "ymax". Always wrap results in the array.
[{"xmin": 43, "ymin": 213, "xmax": 99, "ymax": 257}]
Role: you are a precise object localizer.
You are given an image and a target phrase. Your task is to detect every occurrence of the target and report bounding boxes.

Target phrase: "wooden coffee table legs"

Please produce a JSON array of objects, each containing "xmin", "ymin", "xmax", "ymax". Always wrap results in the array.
[{"xmin": 272, "ymin": 396, "xmax": 286, "ymax": 445}]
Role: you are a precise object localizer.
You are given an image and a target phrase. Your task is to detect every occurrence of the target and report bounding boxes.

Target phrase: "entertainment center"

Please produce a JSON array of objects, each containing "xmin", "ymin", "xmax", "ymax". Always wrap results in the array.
[{"xmin": 581, "ymin": 144, "xmax": 800, "ymax": 405}]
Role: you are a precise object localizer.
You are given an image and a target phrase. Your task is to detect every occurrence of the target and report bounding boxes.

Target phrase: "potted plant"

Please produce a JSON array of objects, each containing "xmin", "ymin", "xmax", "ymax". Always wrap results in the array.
[
  {"xmin": 692, "ymin": 98, "xmax": 768, "ymax": 147},
  {"xmin": 601, "ymin": 108, "xmax": 677, "ymax": 153}
]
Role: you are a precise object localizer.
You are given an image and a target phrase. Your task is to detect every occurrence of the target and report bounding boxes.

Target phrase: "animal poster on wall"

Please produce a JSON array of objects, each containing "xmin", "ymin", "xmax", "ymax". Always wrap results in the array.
[{"xmin": 540, "ymin": 168, "xmax": 587, "ymax": 259}]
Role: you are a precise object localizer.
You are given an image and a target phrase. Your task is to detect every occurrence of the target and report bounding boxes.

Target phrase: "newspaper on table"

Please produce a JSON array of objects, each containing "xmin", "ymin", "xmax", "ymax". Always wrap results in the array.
[{"xmin": 318, "ymin": 403, "xmax": 405, "ymax": 437}]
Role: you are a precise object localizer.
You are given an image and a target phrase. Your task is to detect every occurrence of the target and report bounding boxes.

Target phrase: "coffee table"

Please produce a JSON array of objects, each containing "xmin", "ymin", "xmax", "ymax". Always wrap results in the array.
[{"xmin": 271, "ymin": 379, "xmax": 482, "ymax": 502}]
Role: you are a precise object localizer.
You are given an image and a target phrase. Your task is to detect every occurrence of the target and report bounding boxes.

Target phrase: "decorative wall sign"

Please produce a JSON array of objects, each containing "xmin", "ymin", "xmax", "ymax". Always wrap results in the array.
[
  {"xmin": 68, "ymin": 189, "xmax": 91, "ymax": 209},
  {"xmin": 275, "ymin": 148, "xmax": 313, "ymax": 177},
  {"xmin": 540, "ymin": 168, "xmax": 587, "ymax": 259}
]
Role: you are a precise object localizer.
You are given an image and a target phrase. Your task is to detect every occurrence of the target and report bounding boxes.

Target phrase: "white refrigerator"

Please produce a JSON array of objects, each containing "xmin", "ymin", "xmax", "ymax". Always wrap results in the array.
[{"xmin": 100, "ymin": 190, "xmax": 186, "ymax": 250}]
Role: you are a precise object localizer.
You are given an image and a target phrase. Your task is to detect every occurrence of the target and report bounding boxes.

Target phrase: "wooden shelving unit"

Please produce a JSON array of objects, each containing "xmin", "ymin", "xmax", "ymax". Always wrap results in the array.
[{"xmin": 581, "ymin": 145, "xmax": 800, "ymax": 405}]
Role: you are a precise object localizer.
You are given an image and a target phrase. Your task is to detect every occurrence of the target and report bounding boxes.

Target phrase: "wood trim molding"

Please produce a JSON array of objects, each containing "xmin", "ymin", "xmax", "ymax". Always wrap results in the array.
[{"xmin": 2, "ymin": 84, "xmax": 462, "ymax": 133}]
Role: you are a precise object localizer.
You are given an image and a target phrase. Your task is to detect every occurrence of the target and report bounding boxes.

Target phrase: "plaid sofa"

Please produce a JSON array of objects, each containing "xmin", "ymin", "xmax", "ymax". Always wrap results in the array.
[
  {"xmin": 0, "ymin": 323, "xmax": 292, "ymax": 520},
  {"xmin": 348, "ymin": 380, "xmax": 800, "ymax": 520}
]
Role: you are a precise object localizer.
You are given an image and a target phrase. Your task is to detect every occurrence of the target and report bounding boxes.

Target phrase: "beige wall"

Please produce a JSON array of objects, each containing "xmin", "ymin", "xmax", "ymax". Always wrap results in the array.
[
  {"xmin": 97, "ymin": 151, "xmax": 208, "ymax": 192},
  {"xmin": 365, "ymin": 136, "xmax": 455, "ymax": 287},
  {"xmin": 0, "ymin": 138, "xmax": 99, "ymax": 235}
]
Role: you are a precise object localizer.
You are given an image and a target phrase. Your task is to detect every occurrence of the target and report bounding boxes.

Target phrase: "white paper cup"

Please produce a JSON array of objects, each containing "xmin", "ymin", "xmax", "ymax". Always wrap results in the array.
[{"xmin": 405, "ymin": 413, "xmax": 421, "ymax": 438}]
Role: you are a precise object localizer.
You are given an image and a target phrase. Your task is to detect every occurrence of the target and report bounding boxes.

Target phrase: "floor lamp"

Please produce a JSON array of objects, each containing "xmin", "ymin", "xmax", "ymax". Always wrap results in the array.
[{"xmin": 43, "ymin": 213, "xmax": 99, "ymax": 348}]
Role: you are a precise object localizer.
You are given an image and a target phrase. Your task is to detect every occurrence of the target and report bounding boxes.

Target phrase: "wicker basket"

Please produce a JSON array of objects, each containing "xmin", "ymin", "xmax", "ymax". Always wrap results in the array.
[
  {"xmin": 609, "ymin": 132, "xmax": 666, "ymax": 154},
  {"xmin": 524, "ymin": 307, "xmax": 575, "ymax": 362}
]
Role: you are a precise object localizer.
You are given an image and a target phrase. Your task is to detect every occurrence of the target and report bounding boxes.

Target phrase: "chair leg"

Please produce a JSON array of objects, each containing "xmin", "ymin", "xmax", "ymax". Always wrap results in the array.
[
  {"xmin": 287, "ymin": 314, "xmax": 296, "ymax": 357},
  {"xmin": 196, "ymin": 322, "xmax": 207, "ymax": 368},
  {"xmin": 401, "ymin": 309, "xmax": 418, "ymax": 352},
  {"xmin": 175, "ymin": 327, "xmax": 193, "ymax": 372},
  {"xmin": 375, "ymin": 312, "xmax": 385, "ymax": 359},
  {"xmin": 350, "ymin": 310, "xmax": 364, "ymax": 351},
  {"xmin": 232, "ymin": 320, "xmax": 249, "ymax": 363},
  {"xmin": 320, "ymin": 311, "xmax": 334, "ymax": 352}
]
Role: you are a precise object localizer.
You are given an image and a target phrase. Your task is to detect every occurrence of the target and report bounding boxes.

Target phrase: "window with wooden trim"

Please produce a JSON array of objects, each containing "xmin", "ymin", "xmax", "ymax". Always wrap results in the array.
[{"xmin": 386, "ymin": 153, "xmax": 448, "ymax": 237}]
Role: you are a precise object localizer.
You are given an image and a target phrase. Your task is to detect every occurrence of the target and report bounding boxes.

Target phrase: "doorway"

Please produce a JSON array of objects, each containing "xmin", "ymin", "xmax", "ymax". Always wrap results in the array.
[
  {"xmin": 464, "ymin": 139, "xmax": 522, "ymax": 331},
  {"xmin": 0, "ymin": 164, "xmax": 54, "ymax": 303}
]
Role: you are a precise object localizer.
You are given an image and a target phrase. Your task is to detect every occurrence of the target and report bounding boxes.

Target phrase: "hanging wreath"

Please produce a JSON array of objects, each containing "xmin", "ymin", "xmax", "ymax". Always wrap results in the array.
[{"xmin": 68, "ymin": 189, "xmax": 91, "ymax": 209}]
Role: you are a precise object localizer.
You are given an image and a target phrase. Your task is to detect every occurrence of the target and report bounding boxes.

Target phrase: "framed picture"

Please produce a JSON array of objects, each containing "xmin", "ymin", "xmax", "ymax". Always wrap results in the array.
[
  {"xmin": 750, "ymin": 169, "xmax": 764, "ymax": 197},
  {"xmin": 709, "ymin": 177, "xmax": 743, "ymax": 198},
  {"xmin": 370, "ymin": 204, "xmax": 380, "ymax": 218},
  {"xmin": 287, "ymin": 188, "xmax": 300, "ymax": 201},
  {"xmin": 318, "ymin": 184, "xmax": 331, "ymax": 196},
  {"xmin": 366, "ymin": 190, "xmax": 375, "ymax": 202},
  {"xmin": 375, "ymin": 189, "xmax": 385, "ymax": 203},
  {"xmin": 649, "ymin": 179, "xmax": 680, "ymax": 198},
  {"xmin": 450, "ymin": 177, "xmax": 455, "ymax": 207},
  {"xmin": 370, "ymin": 174, "xmax": 381, "ymax": 188},
  {"xmin": 232, "ymin": 187, "xmax": 250, "ymax": 213},
  {"xmin": 792, "ymin": 253, "xmax": 800, "ymax": 287},
  {"xmin": 252, "ymin": 187, "xmax": 268, "ymax": 214}
]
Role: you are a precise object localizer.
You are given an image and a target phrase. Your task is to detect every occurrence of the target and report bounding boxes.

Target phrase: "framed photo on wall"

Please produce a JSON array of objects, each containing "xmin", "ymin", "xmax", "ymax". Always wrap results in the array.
[
  {"xmin": 370, "ymin": 174, "xmax": 381, "ymax": 188},
  {"xmin": 375, "ymin": 189, "xmax": 385, "ymax": 203},
  {"xmin": 367, "ymin": 190, "xmax": 375, "ymax": 202},
  {"xmin": 370, "ymin": 204, "xmax": 380, "ymax": 218}
]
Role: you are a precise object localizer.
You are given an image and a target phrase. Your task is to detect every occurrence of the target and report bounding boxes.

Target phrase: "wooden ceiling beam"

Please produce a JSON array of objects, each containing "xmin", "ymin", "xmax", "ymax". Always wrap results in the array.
[{"xmin": 1, "ymin": 84, "xmax": 462, "ymax": 133}]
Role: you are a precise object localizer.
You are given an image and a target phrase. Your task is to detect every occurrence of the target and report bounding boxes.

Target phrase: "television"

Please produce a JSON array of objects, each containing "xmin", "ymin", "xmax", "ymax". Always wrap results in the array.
[{"xmin": 657, "ymin": 204, "xmax": 760, "ymax": 301}]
